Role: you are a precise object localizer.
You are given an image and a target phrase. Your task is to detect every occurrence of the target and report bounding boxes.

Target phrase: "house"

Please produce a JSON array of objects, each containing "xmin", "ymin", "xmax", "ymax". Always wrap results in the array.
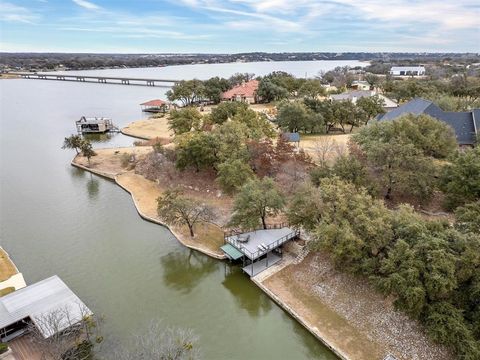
[
  {"xmin": 377, "ymin": 98, "xmax": 479, "ymax": 146},
  {"xmin": 330, "ymin": 90, "xmax": 398, "ymax": 111},
  {"xmin": 390, "ymin": 66, "xmax": 426, "ymax": 76},
  {"xmin": 221, "ymin": 80, "xmax": 259, "ymax": 104},
  {"xmin": 0, "ymin": 276, "xmax": 92, "ymax": 342},
  {"xmin": 351, "ymin": 80, "xmax": 371, "ymax": 91}
]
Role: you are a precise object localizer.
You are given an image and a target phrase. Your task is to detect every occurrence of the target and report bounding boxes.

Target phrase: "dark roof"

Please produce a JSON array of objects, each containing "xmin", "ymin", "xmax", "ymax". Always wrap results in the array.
[{"xmin": 378, "ymin": 98, "xmax": 479, "ymax": 145}]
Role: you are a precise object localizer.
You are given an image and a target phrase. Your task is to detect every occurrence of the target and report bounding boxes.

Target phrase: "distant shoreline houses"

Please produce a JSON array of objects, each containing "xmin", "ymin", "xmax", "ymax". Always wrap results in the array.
[
  {"xmin": 378, "ymin": 98, "xmax": 479, "ymax": 147},
  {"xmin": 389, "ymin": 66, "xmax": 426, "ymax": 76}
]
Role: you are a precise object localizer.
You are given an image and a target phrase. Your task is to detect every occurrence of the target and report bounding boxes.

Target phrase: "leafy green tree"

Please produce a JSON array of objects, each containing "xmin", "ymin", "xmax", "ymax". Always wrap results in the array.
[
  {"xmin": 276, "ymin": 101, "xmax": 310, "ymax": 133},
  {"xmin": 228, "ymin": 72, "xmax": 255, "ymax": 87},
  {"xmin": 213, "ymin": 121, "xmax": 250, "ymax": 163},
  {"xmin": 440, "ymin": 147, "xmax": 480, "ymax": 209},
  {"xmin": 80, "ymin": 139, "xmax": 96, "ymax": 165},
  {"xmin": 217, "ymin": 159, "xmax": 254, "ymax": 194},
  {"xmin": 175, "ymin": 132, "xmax": 218, "ymax": 172},
  {"xmin": 166, "ymin": 79, "xmax": 205, "ymax": 106},
  {"xmin": 168, "ymin": 108, "xmax": 202, "ymax": 135},
  {"xmin": 332, "ymin": 100, "xmax": 359, "ymax": 133},
  {"xmin": 203, "ymin": 77, "xmax": 230, "ymax": 104},
  {"xmin": 157, "ymin": 188, "xmax": 213, "ymax": 237},
  {"xmin": 229, "ymin": 177, "xmax": 285, "ymax": 230},
  {"xmin": 231, "ymin": 108, "xmax": 275, "ymax": 139},
  {"xmin": 364, "ymin": 73, "xmax": 379, "ymax": 88},
  {"xmin": 356, "ymin": 95, "xmax": 386, "ymax": 125},
  {"xmin": 62, "ymin": 134, "xmax": 83, "ymax": 154},
  {"xmin": 257, "ymin": 79, "xmax": 289, "ymax": 102},
  {"xmin": 288, "ymin": 178, "xmax": 393, "ymax": 272},
  {"xmin": 455, "ymin": 201, "xmax": 480, "ymax": 234},
  {"xmin": 298, "ymin": 79, "xmax": 326, "ymax": 99},
  {"xmin": 210, "ymin": 101, "xmax": 248, "ymax": 125},
  {"xmin": 332, "ymin": 155, "xmax": 373, "ymax": 192}
]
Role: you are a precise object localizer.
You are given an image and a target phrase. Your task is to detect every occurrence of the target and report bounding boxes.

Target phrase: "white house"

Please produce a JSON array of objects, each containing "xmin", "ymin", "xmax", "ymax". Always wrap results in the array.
[{"xmin": 390, "ymin": 66, "xmax": 426, "ymax": 76}]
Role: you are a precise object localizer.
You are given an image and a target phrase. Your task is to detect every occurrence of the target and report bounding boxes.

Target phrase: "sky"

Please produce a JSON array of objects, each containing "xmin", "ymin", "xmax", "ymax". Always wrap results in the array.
[{"xmin": 0, "ymin": 0, "xmax": 479, "ymax": 53}]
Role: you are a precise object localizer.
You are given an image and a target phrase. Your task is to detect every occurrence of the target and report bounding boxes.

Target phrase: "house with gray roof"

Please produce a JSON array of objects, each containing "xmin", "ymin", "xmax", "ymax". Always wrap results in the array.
[
  {"xmin": 377, "ymin": 98, "xmax": 479, "ymax": 146},
  {"xmin": 330, "ymin": 90, "xmax": 398, "ymax": 111},
  {"xmin": 0, "ymin": 275, "xmax": 91, "ymax": 342}
]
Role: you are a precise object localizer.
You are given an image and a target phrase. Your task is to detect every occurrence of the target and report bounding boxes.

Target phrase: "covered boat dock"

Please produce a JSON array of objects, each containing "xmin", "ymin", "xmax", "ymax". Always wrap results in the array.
[
  {"xmin": 140, "ymin": 99, "xmax": 170, "ymax": 113},
  {"xmin": 222, "ymin": 226, "xmax": 300, "ymax": 277}
]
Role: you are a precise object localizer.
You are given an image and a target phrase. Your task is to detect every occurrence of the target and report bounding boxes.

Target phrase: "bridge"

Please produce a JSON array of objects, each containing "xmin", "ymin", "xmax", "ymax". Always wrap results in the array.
[{"xmin": 7, "ymin": 72, "xmax": 181, "ymax": 87}]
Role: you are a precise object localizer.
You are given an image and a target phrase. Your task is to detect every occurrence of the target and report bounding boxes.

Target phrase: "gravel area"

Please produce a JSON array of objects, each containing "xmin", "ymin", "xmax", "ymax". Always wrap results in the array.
[{"xmin": 294, "ymin": 252, "xmax": 454, "ymax": 360}]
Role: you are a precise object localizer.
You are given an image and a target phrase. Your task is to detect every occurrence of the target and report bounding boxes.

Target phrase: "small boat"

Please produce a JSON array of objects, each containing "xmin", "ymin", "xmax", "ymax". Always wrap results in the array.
[{"xmin": 75, "ymin": 116, "xmax": 118, "ymax": 134}]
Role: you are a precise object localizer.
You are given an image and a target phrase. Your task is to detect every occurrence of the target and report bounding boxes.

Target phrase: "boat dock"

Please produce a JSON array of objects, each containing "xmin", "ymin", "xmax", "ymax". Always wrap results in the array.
[{"xmin": 222, "ymin": 225, "xmax": 300, "ymax": 277}]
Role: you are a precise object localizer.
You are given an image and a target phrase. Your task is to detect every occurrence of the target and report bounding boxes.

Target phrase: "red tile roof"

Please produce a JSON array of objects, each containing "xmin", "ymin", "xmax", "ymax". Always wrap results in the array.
[
  {"xmin": 140, "ymin": 99, "xmax": 167, "ymax": 107},
  {"xmin": 221, "ymin": 80, "xmax": 259, "ymax": 100}
]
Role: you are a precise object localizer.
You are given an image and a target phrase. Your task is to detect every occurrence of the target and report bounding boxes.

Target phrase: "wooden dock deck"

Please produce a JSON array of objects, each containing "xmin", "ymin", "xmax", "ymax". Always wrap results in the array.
[{"xmin": 9, "ymin": 335, "xmax": 43, "ymax": 360}]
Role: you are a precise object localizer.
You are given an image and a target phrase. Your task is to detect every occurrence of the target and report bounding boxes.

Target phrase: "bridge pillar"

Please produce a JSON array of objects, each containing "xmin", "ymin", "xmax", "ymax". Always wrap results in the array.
[
  {"xmin": 146, "ymin": 80, "xmax": 155, "ymax": 86},
  {"xmin": 121, "ymin": 79, "xmax": 130, "ymax": 85}
]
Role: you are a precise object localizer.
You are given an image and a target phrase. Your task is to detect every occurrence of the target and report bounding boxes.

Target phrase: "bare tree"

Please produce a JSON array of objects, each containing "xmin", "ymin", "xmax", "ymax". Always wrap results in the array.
[
  {"xmin": 28, "ymin": 303, "xmax": 103, "ymax": 360},
  {"xmin": 314, "ymin": 137, "xmax": 338, "ymax": 166},
  {"xmin": 110, "ymin": 321, "xmax": 201, "ymax": 360}
]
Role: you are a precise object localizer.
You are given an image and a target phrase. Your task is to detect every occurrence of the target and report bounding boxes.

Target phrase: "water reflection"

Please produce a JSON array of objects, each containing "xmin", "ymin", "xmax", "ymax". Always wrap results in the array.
[
  {"xmin": 84, "ymin": 132, "xmax": 114, "ymax": 144},
  {"xmin": 222, "ymin": 264, "xmax": 272, "ymax": 317},
  {"xmin": 87, "ymin": 176, "xmax": 100, "ymax": 199},
  {"xmin": 70, "ymin": 166, "xmax": 86, "ymax": 179},
  {"xmin": 161, "ymin": 249, "xmax": 217, "ymax": 294}
]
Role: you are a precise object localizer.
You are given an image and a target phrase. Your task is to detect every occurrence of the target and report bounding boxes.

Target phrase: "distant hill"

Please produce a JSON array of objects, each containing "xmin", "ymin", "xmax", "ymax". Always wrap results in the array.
[{"xmin": 1, "ymin": 52, "xmax": 479, "ymax": 72}]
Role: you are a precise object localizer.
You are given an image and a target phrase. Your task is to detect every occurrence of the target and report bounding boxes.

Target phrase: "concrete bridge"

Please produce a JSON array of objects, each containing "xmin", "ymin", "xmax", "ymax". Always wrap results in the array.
[{"xmin": 7, "ymin": 72, "xmax": 181, "ymax": 87}]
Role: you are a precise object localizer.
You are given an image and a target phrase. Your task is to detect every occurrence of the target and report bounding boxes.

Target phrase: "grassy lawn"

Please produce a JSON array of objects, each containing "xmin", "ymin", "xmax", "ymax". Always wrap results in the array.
[
  {"xmin": 0, "ymin": 287, "xmax": 15, "ymax": 297},
  {"xmin": 176, "ymin": 222, "xmax": 225, "ymax": 256},
  {"xmin": 0, "ymin": 249, "xmax": 17, "ymax": 282}
]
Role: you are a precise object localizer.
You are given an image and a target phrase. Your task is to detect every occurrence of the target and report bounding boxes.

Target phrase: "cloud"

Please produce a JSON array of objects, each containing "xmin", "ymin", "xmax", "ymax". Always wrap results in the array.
[
  {"xmin": 0, "ymin": 2, "xmax": 40, "ymax": 23},
  {"xmin": 72, "ymin": 0, "xmax": 101, "ymax": 10}
]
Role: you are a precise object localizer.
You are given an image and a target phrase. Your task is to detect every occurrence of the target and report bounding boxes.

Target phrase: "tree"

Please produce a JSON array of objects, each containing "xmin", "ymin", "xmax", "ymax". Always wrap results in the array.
[
  {"xmin": 276, "ymin": 101, "xmax": 310, "ymax": 133},
  {"xmin": 247, "ymin": 138, "xmax": 276, "ymax": 177},
  {"xmin": 364, "ymin": 73, "xmax": 380, "ymax": 88},
  {"xmin": 232, "ymin": 107, "xmax": 275, "ymax": 139},
  {"xmin": 440, "ymin": 147, "xmax": 480, "ymax": 209},
  {"xmin": 80, "ymin": 139, "xmax": 96, "ymax": 165},
  {"xmin": 298, "ymin": 79, "xmax": 326, "ymax": 99},
  {"xmin": 168, "ymin": 107, "xmax": 202, "ymax": 134},
  {"xmin": 229, "ymin": 177, "xmax": 285, "ymax": 230},
  {"xmin": 332, "ymin": 100, "xmax": 358, "ymax": 133},
  {"xmin": 210, "ymin": 101, "xmax": 248, "ymax": 125},
  {"xmin": 29, "ymin": 304, "xmax": 103, "ymax": 360},
  {"xmin": 455, "ymin": 201, "xmax": 480, "ymax": 234},
  {"xmin": 356, "ymin": 95, "xmax": 385, "ymax": 125},
  {"xmin": 203, "ymin": 76, "xmax": 230, "ymax": 104},
  {"xmin": 157, "ymin": 188, "xmax": 213, "ymax": 237},
  {"xmin": 217, "ymin": 159, "xmax": 254, "ymax": 194},
  {"xmin": 256, "ymin": 79, "xmax": 289, "ymax": 102},
  {"xmin": 111, "ymin": 321, "xmax": 200, "ymax": 360},
  {"xmin": 175, "ymin": 132, "xmax": 218, "ymax": 172},
  {"xmin": 62, "ymin": 134, "xmax": 83, "ymax": 154},
  {"xmin": 166, "ymin": 79, "xmax": 205, "ymax": 106}
]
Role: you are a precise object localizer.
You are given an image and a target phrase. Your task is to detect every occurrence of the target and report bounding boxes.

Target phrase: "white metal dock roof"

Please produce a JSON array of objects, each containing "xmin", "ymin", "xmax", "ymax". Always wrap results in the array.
[{"xmin": 0, "ymin": 275, "xmax": 91, "ymax": 338}]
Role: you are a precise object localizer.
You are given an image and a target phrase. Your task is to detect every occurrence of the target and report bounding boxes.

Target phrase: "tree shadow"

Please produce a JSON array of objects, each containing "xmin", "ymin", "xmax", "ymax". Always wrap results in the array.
[
  {"xmin": 222, "ymin": 264, "xmax": 272, "ymax": 317},
  {"xmin": 83, "ymin": 133, "xmax": 114, "ymax": 144},
  {"xmin": 160, "ymin": 249, "xmax": 217, "ymax": 294}
]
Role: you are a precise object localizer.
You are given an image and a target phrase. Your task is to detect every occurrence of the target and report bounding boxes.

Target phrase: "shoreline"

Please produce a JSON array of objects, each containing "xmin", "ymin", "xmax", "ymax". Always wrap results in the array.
[
  {"xmin": 71, "ymin": 158, "xmax": 225, "ymax": 260},
  {"xmin": 70, "ymin": 154, "xmax": 364, "ymax": 360}
]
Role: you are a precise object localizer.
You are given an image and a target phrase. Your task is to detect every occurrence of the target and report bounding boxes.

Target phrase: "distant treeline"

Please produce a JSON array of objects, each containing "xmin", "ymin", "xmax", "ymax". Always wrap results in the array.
[{"xmin": 1, "ymin": 52, "xmax": 479, "ymax": 71}]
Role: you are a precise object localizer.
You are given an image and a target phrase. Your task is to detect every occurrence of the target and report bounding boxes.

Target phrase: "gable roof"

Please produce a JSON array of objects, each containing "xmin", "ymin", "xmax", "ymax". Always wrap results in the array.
[
  {"xmin": 390, "ymin": 66, "xmax": 426, "ymax": 72},
  {"xmin": 140, "ymin": 99, "xmax": 167, "ymax": 107},
  {"xmin": 222, "ymin": 80, "xmax": 259, "ymax": 99},
  {"xmin": 330, "ymin": 90, "xmax": 397, "ymax": 108},
  {"xmin": 378, "ymin": 98, "xmax": 478, "ymax": 145},
  {"xmin": 0, "ymin": 275, "xmax": 92, "ymax": 338}
]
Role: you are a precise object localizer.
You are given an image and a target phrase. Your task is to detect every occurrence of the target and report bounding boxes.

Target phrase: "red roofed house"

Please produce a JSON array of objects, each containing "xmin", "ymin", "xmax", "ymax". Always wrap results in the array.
[
  {"xmin": 140, "ymin": 99, "xmax": 170, "ymax": 113},
  {"xmin": 221, "ymin": 80, "xmax": 259, "ymax": 104}
]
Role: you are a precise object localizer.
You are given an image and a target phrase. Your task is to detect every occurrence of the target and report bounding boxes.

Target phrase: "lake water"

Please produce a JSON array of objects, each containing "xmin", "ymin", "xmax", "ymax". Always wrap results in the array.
[{"xmin": 0, "ymin": 61, "xmax": 354, "ymax": 359}]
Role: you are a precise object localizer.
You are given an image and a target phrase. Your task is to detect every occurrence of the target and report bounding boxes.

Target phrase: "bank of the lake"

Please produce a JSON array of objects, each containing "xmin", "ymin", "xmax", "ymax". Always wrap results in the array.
[{"xmin": 1, "ymin": 72, "xmax": 340, "ymax": 359}]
